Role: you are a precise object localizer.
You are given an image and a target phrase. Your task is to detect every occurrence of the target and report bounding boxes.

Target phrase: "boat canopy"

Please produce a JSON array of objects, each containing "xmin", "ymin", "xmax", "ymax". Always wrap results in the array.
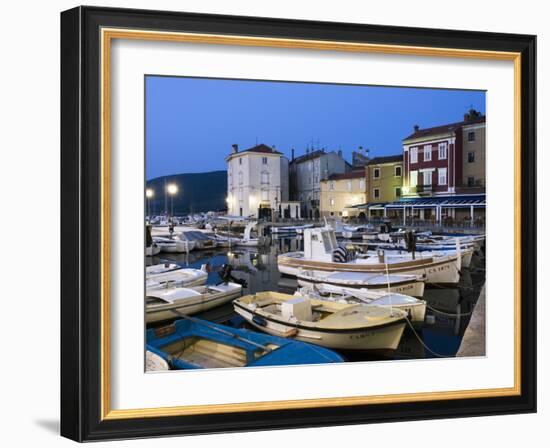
[{"xmin": 179, "ymin": 231, "xmax": 214, "ymax": 241}]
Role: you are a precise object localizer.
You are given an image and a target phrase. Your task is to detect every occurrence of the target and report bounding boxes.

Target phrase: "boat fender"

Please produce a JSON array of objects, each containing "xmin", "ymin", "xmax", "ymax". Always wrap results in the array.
[{"xmin": 332, "ymin": 245, "xmax": 349, "ymax": 263}]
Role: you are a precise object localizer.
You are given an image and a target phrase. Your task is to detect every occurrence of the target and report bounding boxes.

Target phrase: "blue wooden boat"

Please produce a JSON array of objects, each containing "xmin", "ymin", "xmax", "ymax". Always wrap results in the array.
[{"xmin": 146, "ymin": 317, "xmax": 344, "ymax": 369}]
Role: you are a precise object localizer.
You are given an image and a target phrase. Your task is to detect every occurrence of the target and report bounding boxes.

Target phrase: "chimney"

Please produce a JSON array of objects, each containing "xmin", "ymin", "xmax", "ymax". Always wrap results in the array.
[
  {"xmin": 231, "ymin": 144, "xmax": 239, "ymax": 153},
  {"xmin": 291, "ymin": 148, "xmax": 295, "ymax": 161},
  {"xmin": 338, "ymin": 149, "xmax": 343, "ymax": 159},
  {"xmin": 358, "ymin": 145, "xmax": 363, "ymax": 153},
  {"xmin": 306, "ymin": 148, "xmax": 310, "ymax": 155},
  {"xmin": 413, "ymin": 124, "xmax": 420, "ymax": 132}
]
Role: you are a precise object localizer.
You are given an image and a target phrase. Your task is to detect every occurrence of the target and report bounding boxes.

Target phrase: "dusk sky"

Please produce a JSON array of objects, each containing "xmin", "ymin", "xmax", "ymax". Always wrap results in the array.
[{"xmin": 145, "ymin": 76, "xmax": 485, "ymax": 180}]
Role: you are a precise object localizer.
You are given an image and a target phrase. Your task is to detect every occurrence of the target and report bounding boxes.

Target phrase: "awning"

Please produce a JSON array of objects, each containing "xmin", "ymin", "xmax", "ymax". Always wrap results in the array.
[
  {"xmin": 349, "ymin": 202, "xmax": 387, "ymax": 210},
  {"xmin": 385, "ymin": 194, "xmax": 486, "ymax": 209}
]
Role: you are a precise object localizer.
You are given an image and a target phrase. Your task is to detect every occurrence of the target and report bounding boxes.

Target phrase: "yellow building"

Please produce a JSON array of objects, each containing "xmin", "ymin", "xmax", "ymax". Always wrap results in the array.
[
  {"xmin": 320, "ymin": 170, "xmax": 366, "ymax": 218},
  {"xmin": 365, "ymin": 155, "xmax": 403, "ymax": 217}
]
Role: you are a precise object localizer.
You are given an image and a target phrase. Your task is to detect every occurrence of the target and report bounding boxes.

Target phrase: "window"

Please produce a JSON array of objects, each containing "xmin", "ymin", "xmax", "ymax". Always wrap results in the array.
[
  {"xmin": 347, "ymin": 180, "xmax": 352, "ymax": 191},
  {"xmin": 468, "ymin": 151, "xmax": 475, "ymax": 163},
  {"xmin": 262, "ymin": 157, "xmax": 268, "ymax": 165},
  {"xmin": 373, "ymin": 188, "xmax": 380, "ymax": 199},
  {"xmin": 373, "ymin": 167, "xmax": 381, "ymax": 179},
  {"xmin": 410, "ymin": 147, "xmax": 418, "ymax": 163},
  {"xmin": 329, "ymin": 181, "xmax": 335, "ymax": 191},
  {"xmin": 468, "ymin": 176, "xmax": 475, "ymax": 187},
  {"xmin": 395, "ymin": 187, "xmax": 402, "ymax": 197},
  {"xmin": 261, "ymin": 189, "xmax": 269, "ymax": 201},
  {"xmin": 438, "ymin": 143, "xmax": 447, "ymax": 160},
  {"xmin": 395, "ymin": 165, "xmax": 402, "ymax": 177},
  {"xmin": 359, "ymin": 179, "xmax": 365, "ymax": 190},
  {"xmin": 238, "ymin": 171, "xmax": 243, "ymax": 185},
  {"xmin": 422, "ymin": 170, "xmax": 432, "ymax": 186},
  {"xmin": 410, "ymin": 170, "xmax": 418, "ymax": 187},
  {"xmin": 468, "ymin": 131, "xmax": 476, "ymax": 142},
  {"xmin": 438, "ymin": 167, "xmax": 447, "ymax": 185},
  {"xmin": 329, "ymin": 197, "xmax": 335, "ymax": 207},
  {"xmin": 261, "ymin": 171, "xmax": 269, "ymax": 184},
  {"xmin": 239, "ymin": 158, "xmax": 242, "ymax": 165},
  {"xmin": 424, "ymin": 145, "xmax": 432, "ymax": 161}
]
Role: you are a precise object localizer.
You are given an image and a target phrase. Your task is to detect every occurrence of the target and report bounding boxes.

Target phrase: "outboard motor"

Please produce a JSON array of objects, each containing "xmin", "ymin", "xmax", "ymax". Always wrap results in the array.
[{"xmin": 219, "ymin": 264, "xmax": 248, "ymax": 288}]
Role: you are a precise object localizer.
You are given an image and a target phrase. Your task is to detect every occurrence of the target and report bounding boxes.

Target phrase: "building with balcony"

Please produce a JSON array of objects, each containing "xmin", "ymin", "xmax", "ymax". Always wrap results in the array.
[
  {"xmin": 396, "ymin": 110, "xmax": 486, "ymax": 225},
  {"xmin": 225, "ymin": 143, "xmax": 289, "ymax": 220},
  {"xmin": 320, "ymin": 169, "xmax": 366, "ymax": 218},
  {"xmin": 289, "ymin": 148, "xmax": 348, "ymax": 219}
]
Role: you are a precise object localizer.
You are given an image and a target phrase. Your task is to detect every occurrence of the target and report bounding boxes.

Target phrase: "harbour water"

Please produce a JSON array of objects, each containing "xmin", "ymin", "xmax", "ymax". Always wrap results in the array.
[{"xmin": 147, "ymin": 236, "xmax": 486, "ymax": 362}]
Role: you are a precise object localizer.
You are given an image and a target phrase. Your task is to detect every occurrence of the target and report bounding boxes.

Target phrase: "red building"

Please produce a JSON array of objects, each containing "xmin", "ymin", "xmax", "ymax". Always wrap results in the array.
[{"xmin": 402, "ymin": 110, "xmax": 485, "ymax": 198}]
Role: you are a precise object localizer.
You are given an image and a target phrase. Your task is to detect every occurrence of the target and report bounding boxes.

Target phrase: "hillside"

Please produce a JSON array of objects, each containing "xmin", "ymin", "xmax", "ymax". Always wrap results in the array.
[{"xmin": 146, "ymin": 170, "xmax": 227, "ymax": 215}]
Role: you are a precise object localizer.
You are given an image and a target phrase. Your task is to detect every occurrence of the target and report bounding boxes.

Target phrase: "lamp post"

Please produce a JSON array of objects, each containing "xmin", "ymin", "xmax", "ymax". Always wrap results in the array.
[
  {"xmin": 166, "ymin": 183, "xmax": 178, "ymax": 222},
  {"xmin": 145, "ymin": 188, "xmax": 154, "ymax": 223}
]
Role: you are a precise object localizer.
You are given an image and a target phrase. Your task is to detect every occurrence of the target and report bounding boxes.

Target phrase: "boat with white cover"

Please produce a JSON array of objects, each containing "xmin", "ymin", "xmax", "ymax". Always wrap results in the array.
[
  {"xmin": 178, "ymin": 230, "xmax": 217, "ymax": 250},
  {"xmin": 233, "ymin": 291, "xmax": 407, "ymax": 352},
  {"xmin": 296, "ymin": 269, "xmax": 425, "ymax": 297},
  {"xmin": 146, "ymin": 265, "xmax": 209, "ymax": 290},
  {"xmin": 277, "ymin": 227, "xmax": 461, "ymax": 284},
  {"xmin": 146, "ymin": 282, "xmax": 243, "ymax": 324},
  {"xmin": 297, "ymin": 284, "xmax": 426, "ymax": 324},
  {"xmin": 153, "ymin": 236, "xmax": 195, "ymax": 253}
]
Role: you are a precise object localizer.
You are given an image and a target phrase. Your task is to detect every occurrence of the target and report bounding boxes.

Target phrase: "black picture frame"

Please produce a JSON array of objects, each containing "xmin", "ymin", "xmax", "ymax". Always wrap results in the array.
[{"xmin": 61, "ymin": 6, "xmax": 536, "ymax": 442}]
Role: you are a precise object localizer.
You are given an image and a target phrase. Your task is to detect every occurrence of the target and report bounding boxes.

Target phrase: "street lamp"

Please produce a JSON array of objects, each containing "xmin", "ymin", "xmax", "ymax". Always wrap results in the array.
[
  {"xmin": 145, "ymin": 188, "xmax": 154, "ymax": 223},
  {"xmin": 166, "ymin": 183, "xmax": 178, "ymax": 220}
]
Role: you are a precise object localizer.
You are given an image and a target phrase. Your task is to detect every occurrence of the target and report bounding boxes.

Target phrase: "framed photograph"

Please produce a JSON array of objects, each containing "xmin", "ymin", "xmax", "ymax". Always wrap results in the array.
[{"xmin": 60, "ymin": 6, "xmax": 536, "ymax": 441}]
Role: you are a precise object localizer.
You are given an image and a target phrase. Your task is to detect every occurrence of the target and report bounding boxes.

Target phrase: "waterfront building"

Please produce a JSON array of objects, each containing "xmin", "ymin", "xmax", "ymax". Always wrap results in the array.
[
  {"xmin": 289, "ymin": 148, "xmax": 348, "ymax": 219},
  {"xmin": 225, "ymin": 143, "xmax": 290, "ymax": 220},
  {"xmin": 394, "ymin": 110, "xmax": 486, "ymax": 225},
  {"xmin": 363, "ymin": 155, "xmax": 404, "ymax": 218},
  {"xmin": 320, "ymin": 169, "xmax": 366, "ymax": 218}
]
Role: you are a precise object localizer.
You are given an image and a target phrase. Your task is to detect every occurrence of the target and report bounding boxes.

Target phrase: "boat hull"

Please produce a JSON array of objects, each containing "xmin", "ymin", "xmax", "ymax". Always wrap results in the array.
[
  {"xmin": 297, "ymin": 277, "xmax": 425, "ymax": 298},
  {"xmin": 278, "ymin": 255, "xmax": 460, "ymax": 285},
  {"xmin": 233, "ymin": 303, "xmax": 406, "ymax": 351},
  {"xmin": 146, "ymin": 289, "xmax": 242, "ymax": 324}
]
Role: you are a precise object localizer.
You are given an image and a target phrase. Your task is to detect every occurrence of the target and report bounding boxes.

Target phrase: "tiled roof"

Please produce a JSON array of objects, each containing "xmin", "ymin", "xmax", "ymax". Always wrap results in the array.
[
  {"xmin": 327, "ymin": 169, "xmax": 365, "ymax": 181},
  {"xmin": 240, "ymin": 143, "xmax": 282, "ymax": 155},
  {"xmin": 366, "ymin": 154, "xmax": 403, "ymax": 165},
  {"xmin": 403, "ymin": 116, "xmax": 486, "ymax": 141}
]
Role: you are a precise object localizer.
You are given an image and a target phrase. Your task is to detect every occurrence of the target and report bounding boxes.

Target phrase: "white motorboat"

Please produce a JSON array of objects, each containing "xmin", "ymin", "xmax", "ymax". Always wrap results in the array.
[
  {"xmin": 146, "ymin": 282, "xmax": 243, "ymax": 324},
  {"xmin": 146, "ymin": 265, "xmax": 209, "ymax": 289},
  {"xmin": 233, "ymin": 291, "xmax": 407, "ymax": 352},
  {"xmin": 145, "ymin": 350, "xmax": 170, "ymax": 371},
  {"xmin": 277, "ymin": 227, "xmax": 461, "ymax": 284},
  {"xmin": 295, "ymin": 269, "xmax": 425, "ymax": 297},
  {"xmin": 297, "ymin": 284, "xmax": 426, "ymax": 325},
  {"xmin": 272, "ymin": 224, "xmax": 313, "ymax": 235}
]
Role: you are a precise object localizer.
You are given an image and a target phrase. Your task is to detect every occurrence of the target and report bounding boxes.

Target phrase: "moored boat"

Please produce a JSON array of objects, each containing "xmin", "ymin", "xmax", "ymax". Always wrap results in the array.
[
  {"xmin": 277, "ymin": 227, "xmax": 461, "ymax": 284},
  {"xmin": 146, "ymin": 265, "xmax": 209, "ymax": 289},
  {"xmin": 297, "ymin": 284, "xmax": 427, "ymax": 325},
  {"xmin": 154, "ymin": 236, "xmax": 195, "ymax": 253},
  {"xmin": 146, "ymin": 263, "xmax": 181, "ymax": 276},
  {"xmin": 146, "ymin": 282, "xmax": 243, "ymax": 324},
  {"xmin": 146, "ymin": 317, "xmax": 344, "ymax": 369},
  {"xmin": 233, "ymin": 291, "xmax": 407, "ymax": 352},
  {"xmin": 295, "ymin": 269, "xmax": 425, "ymax": 297}
]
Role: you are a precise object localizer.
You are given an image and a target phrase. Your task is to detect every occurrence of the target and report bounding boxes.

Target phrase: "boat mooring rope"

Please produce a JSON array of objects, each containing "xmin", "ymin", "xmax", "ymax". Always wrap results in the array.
[
  {"xmin": 426, "ymin": 303, "xmax": 473, "ymax": 317},
  {"xmin": 404, "ymin": 317, "xmax": 446, "ymax": 358}
]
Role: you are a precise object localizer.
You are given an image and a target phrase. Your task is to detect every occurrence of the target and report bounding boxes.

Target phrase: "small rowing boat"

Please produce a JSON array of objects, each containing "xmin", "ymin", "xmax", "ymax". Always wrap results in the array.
[
  {"xmin": 146, "ymin": 282, "xmax": 243, "ymax": 324},
  {"xmin": 295, "ymin": 269, "xmax": 425, "ymax": 297},
  {"xmin": 146, "ymin": 317, "xmax": 344, "ymax": 369},
  {"xmin": 297, "ymin": 284, "xmax": 427, "ymax": 325},
  {"xmin": 233, "ymin": 291, "xmax": 407, "ymax": 352},
  {"xmin": 146, "ymin": 265, "xmax": 209, "ymax": 289}
]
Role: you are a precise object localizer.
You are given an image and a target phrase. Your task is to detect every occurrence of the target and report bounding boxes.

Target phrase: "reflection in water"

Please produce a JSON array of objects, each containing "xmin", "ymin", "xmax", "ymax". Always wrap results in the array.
[{"xmin": 152, "ymin": 237, "xmax": 485, "ymax": 362}]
